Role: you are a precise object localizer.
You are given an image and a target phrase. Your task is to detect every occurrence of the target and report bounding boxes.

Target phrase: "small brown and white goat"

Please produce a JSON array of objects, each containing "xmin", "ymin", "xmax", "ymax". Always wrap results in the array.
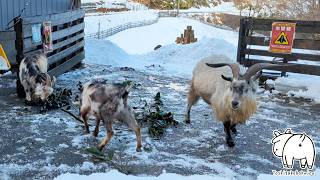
[
  {"xmin": 19, "ymin": 53, "xmax": 56, "ymax": 102},
  {"xmin": 80, "ymin": 80, "xmax": 142, "ymax": 152},
  {"xmin": 186, "ymin": 56, "xmax": 288, "ymax": 147}
]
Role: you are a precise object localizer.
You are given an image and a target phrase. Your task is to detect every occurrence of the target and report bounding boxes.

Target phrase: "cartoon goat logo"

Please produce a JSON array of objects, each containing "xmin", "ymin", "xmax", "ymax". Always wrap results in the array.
[{"xmin": 272, "ymin": 129, "xmax": 316, "ymax": 169}]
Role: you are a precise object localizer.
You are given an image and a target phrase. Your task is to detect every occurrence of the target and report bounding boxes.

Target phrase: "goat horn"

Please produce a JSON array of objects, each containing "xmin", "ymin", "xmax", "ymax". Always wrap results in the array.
[
  {"xmin": 206, "ymin": 63, "xmax": 240, "ymax": 79},
  {"xmin": 241, "ymin": 63, "xmax": 296, "ymax": 80}
]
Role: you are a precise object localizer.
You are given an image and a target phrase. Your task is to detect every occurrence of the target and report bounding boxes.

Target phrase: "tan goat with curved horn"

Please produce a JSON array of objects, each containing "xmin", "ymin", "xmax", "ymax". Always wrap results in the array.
[{"xmin": 185, "ymin": 55, "xmax": 291, "ymax": 147}]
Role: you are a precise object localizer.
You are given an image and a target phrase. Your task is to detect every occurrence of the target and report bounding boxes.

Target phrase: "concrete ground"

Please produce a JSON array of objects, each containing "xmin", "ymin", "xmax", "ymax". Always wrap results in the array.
[{"xmin": 0, "ymin": 64, "xmax": 319, "ymax": 180}]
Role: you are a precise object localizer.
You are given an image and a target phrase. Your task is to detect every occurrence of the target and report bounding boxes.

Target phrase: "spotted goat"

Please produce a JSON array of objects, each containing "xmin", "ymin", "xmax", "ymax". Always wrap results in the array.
[
  {"xmin": 80, "ymin": 80, "xmax": 142, "ymax": 152},
  {"xmin": 19, "ymin": 53, "xmax": 56, "ymax": 102}
]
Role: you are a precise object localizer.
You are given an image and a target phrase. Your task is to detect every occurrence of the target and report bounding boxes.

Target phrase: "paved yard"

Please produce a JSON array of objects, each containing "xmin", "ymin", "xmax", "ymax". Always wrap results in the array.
[{"xmin": 0, "ymin": 64, "xmax": 319, "ymax": 179}]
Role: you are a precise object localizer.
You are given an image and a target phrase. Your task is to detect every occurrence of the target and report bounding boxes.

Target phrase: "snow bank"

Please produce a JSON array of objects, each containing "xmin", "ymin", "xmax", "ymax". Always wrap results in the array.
[
  {"xmin": 85, "ymin": 36, "xmax": 237, "ymax": 78},
  {"xmin": 267, "ymin": 73, "xmax": 320, "ymax": 103},
  {"xmin": 54, "ymin": 170, "xmax": 227, "ymax": 180},
  {"xmin": 108, "ymin": 17, "xmax": 238, "ymax": 55}
]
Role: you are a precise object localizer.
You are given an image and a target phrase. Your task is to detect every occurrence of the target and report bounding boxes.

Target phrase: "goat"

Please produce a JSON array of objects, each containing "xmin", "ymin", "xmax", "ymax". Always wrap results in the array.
[
  {"xmin": 19, "ymin": 53, "xmax": 56, "ymax": 102},
  {"xmin": 80, "ymin": 80, "xmax": 142, "ymax": 152},
  {"xmin": 186, "ymin": 55, "xmax": 288, "ymax": 147}
]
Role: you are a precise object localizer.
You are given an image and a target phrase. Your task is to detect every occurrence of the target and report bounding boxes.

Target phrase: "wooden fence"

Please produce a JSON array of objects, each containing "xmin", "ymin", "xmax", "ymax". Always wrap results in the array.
[
  {"xmin": 86, "ymin": 18, "xmax": 158, "ymax": 39},
  {"xmin": 14, "ymin": 9, "xmax": 85, "ymax": 77},
  {"xmin": 237, "ymin": 17, "xmax": 320, "ymax": 76}
]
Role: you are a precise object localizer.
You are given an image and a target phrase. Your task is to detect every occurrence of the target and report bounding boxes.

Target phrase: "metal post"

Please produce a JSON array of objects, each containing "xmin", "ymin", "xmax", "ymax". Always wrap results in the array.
[
  {"xmin": 98, "ymin": 21, "xmax": 101, "ymax": 39},
  {"xmin": 177, "ymin": 0, "xmax": 180, "ymax": 16}
]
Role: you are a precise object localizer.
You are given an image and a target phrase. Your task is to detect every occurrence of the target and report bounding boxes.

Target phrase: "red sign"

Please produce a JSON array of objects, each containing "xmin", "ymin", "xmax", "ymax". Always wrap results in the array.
[{"xmin": 269, "ymin": 22, "xmax": 296, "ymax": 54}]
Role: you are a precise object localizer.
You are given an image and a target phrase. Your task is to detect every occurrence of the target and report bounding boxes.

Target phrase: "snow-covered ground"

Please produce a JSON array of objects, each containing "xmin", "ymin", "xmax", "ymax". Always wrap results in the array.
[
  {"xmin": 107, "ymin": 17, "xmax": 238, "ymax": 55},
  {"xmin": 55, "ymin": 170, "xmax": 228, "ymax": 180}
]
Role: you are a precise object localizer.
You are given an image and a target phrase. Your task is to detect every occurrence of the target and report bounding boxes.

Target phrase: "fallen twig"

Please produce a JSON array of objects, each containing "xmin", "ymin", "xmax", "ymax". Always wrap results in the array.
[{"xmin": 60, "ymin": 108, "xmax": 88, "ymax": 125}]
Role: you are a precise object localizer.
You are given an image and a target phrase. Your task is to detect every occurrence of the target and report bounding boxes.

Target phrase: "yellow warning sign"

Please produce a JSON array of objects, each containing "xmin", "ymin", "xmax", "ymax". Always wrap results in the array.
[
  {"xmin": 0, "ymin": 44, "xmax": 11, "ymax": 70},
  {"xmin": 274, "ymin": 31, "xmax": 289, "ymax": 45}
]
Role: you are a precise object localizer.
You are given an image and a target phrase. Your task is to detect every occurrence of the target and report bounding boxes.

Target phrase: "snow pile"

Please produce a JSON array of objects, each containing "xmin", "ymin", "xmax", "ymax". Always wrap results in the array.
[
  {"xmin": 84, "ymin": 10, "xmax": 158, "ymax": 35},
  {"xmin": 108, "ymin": 17, "xmax": 238, "ymax": 55},
  {"xmin": 267, "ymin": 73, "xmax": 320, "ymax": 103},
  {"xmin": 54, "ymin": 170, "xmax": 227, "ymax": 180}
]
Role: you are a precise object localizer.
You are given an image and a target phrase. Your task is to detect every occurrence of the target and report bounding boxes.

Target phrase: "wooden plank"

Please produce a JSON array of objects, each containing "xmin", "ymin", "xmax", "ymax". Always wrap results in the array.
[
  {"xmin": 251, "ymin": 24, "xmax": 320, "ymax": 34},
  {"xmin": 48, "ymin": 51, "xmax": 85, "ymax": 77},
  {"xmin": 52, "ymin": 32, "xmax": 84, "ymax": 51},
  {"xmin": 243, "ymin": 49, "xmax": 320, "ymax": 61},
  {"xmin": 243, "ymin": 59, "xmax": 320, "ymax": 76},
  {"xmin": 246, "ymin": 36, "xmax": 320, "ymax": 50},
  {"xmin": 22, "ymin": 9, "xmax": 85, "ymax": 26},
  {"xmin": 251, "ymin": 18, "xmax": 320, "ymax": 26},
  {"xmin": 23, "ymin": 31, "xmax": 84, "ymax": 53},
  {"xmin": 242, "ymin": 18, "xmax": 320, "ymax": 33},
  {"xmin": 52, "ymin": 23, "xmax": 84, "ymax": 41},
  {"xmin": 23, "ymin": 19, "xmax": 84, "ymax": 38},
  {"xmin": 47, "ymin": 40, "xmax": 84, "ymax": 65}
]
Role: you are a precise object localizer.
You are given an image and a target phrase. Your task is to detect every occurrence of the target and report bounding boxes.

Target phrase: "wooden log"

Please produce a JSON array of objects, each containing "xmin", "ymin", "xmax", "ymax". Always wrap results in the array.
[
  {"xmin": 175, "ymin": 37, "xmax": 181, "ymax": 44},
  {"xmin": 190, "ymin": 30, "xmax": 195, "ymax": 43}
]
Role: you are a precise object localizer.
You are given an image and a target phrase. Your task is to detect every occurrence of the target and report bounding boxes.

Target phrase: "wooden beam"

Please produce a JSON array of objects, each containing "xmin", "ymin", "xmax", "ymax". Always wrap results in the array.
[
  {"xmin": 23, "ymin": 32, "xmax": 84, "ymax": 53},
  {"xmin": 47, "ymin": 40, "xmax": 85, "ymax": 65},
  {"xmin": 22, "ymin": 9, "xmax": 85, "ymax": 26},
  {"xmin": 246, "ymin": 36, "xmax": 320, "ymax": 50},
  {"xmin": 244, "ymin": 59, "xmax": 320, "ymax": 76},
  {"xmin": 243, "ymin": 49, "xmax": 320, "ymax": 61},
  {"xmin": 48, "ymin": 51, "xmax": 85, "ymax": 77}
]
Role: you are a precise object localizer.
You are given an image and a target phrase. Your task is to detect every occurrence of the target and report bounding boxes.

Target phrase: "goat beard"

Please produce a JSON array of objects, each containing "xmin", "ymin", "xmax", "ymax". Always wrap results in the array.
[{"xmin": 214, "ymin": 95, "xmax": 257, "ymax": 124}]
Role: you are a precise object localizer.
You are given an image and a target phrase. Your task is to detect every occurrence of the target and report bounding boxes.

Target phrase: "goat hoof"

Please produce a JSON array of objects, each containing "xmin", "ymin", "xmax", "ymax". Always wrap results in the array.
[
  {"xmin": 185, "ymin": 118, "xmax": 190, "ymax": 124},
  {"xmin": 136, "ymin": 147, "xmax": 142, "ymax": 152},
  {"xmin": 226, "ymin": 140, "xmax": 235, "ymax": 147},
  {"xmin": 97, "ymin": 145, "xmax": 104, "ymax": 151},
  {"xmin": 231, "ymin": 128, "xmax": 237, "ymax": 135},
  {"xmin": 92, "ymin": 131, "xmax": 99, "ymax": 137},
  {"xmin": 93, "ymin": 131, "xmax": 99, "ymax": 137}
]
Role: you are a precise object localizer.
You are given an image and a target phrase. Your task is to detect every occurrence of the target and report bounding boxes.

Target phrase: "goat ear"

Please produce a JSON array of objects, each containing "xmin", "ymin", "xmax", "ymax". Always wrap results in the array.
[
  {"xmin": 221, "ymin": 75, "xmax": 232, "ymax": 82},
  {"xmin": 251, "ymin": 71, "xmax": 262, "ymax": 81}
]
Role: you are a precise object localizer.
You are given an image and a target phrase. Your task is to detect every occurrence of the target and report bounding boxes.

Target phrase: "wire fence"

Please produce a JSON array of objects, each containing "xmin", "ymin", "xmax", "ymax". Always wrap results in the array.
[{"xmin": 86, "ymin": 17, "xmax": 159, "ymax": 39}]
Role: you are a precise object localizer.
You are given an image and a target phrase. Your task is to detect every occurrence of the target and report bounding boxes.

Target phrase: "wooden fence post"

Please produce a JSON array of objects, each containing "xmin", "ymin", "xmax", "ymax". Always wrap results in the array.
[{"xmin": 14, "ymin": 17, "xmax": 26, "ymax": 98}]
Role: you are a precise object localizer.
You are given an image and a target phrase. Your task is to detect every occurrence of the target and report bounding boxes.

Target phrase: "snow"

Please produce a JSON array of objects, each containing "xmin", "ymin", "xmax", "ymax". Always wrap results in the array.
[
  {"xmin": 54, "ymin": 170, "xmax": 228, "ymax": 180},
  {"xmin": 84, "ymin": 10, "xmax": 158, "ymax": 35},
  {"xmin": 267, "ymin": 73, "xmax": 320, "ymax": 103},
  {"xmin": 107, "ymin": 17, "xmax": 238, "ymax": 55},
  {"xmin": 86, "ymin": 17, "xmax": 239, "ymax": 72}
]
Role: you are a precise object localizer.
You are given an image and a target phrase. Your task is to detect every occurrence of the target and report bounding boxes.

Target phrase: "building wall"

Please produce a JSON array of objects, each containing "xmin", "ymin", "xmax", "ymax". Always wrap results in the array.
[{"xmin": 0, "ymin": 0, "xmax": 74, "ymax": 31}]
